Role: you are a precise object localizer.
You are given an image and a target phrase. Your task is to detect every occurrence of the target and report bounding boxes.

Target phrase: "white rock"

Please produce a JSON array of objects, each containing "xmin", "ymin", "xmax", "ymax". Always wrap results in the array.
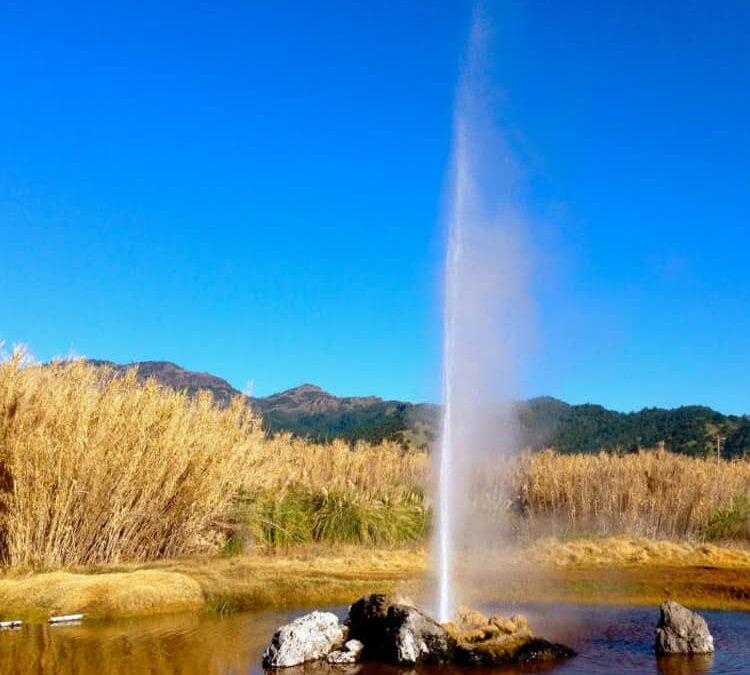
[
  {"xmin": 263, "ymin": 611, "xmax": 346, "ymax": 668},
  {"xmin": 327, "ymin": 639, "xmax": 365, "ymax": 664},
  {"xmin": 388, "ymin": 605, "xmax": 454, "ymax": 665}
]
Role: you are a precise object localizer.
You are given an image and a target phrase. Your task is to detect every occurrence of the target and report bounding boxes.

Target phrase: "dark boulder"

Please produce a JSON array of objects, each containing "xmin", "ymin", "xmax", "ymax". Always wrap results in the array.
[
  {"xmin": 455, "ymin": 636, "xmax": 576, "ymax": 666},
  {"xmin": 345, "ymin": 594, "xmax": 392, "ymax": 660},
  {"xmin": 455, "ymin": 642, "xmax": 505, "ymax": 666},
  {"xmin": 516, "ymin": 638, "xmax": 578, "ymax": 664},
  {"xmin": 345, "ymin": 595, "xmax": 454, "ymax": 664}
]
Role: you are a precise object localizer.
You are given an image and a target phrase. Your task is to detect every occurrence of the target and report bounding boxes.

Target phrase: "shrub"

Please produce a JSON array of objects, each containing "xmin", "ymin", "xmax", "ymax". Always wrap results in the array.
[{"xmin": 706, "ymin": 496, "xmax": 750, "ymax": 541}]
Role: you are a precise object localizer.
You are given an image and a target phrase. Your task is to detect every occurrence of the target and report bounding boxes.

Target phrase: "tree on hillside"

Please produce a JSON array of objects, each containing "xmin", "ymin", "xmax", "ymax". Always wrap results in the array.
[{"xmin": 726, "ymin": 419, "xmax": 750, "ymax": 458}]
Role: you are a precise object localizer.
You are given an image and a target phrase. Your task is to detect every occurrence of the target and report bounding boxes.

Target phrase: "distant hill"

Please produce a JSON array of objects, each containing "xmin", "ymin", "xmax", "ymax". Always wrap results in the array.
[
  {"xmin": 88, "ymin": 360, "xmax": 429, "ymax": 447},
  {"xmin": 250, "ymin": 383, "xmax": 420, "ymax": 446},
  {"xmin": 517, "ymin": 396, "xmax": 750, "ymax": 458},
  {"xmin": 89, "ymin": 360, "xmax": 240, "ymax": 406},
  {"xmin": 85, "ymin": 360, "xmax": 750, "ymax": 457}
]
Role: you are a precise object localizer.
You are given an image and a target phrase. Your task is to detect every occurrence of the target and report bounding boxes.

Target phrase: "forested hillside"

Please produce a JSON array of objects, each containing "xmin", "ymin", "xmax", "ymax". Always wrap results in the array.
[{"xmin": 86, "ymin": 360, "xmax": 749, "ymax": 457}]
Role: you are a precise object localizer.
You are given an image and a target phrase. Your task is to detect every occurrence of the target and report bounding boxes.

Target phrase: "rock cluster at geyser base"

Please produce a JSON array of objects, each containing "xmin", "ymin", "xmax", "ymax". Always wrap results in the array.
[
  {"xmin": 262, "ymin": 594, "xmax": 577, "ymax": 669},
  {"xmin": 262, "ymin": 597, "xmax": 717, "ymax": 671}
]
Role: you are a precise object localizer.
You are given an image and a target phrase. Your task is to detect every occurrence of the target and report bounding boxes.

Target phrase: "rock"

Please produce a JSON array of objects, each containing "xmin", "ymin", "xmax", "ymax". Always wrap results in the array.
[
  {"xmin": 345, "ymin": 595, "xmax": 455, "ymax": 664},
  {"xmin": 455, "ymin": 636, "xmax": 576, "ymax": 666},
  {"xmin": 448, "ymin": 609, "xmax": 571, "ymax": 667},
  {"xmin": 455, "ymin": 637, "xmax": 521, "ymax": 666},
  {"xmin": 263, "ymin": 611, "xmax": 346, "ymax": 668},
  {"xmin": 268, "ymin": 600, "xmax": 576, "ymax": 669},
  {"xmin": 655, "ymin": 601, "xmax": 714, "ymax": 655},
  {"xmin": 491, "ymin": 614, "xmax": 530, "ymax": 636},
  {"xmin": 515, "ymin": 638, "xmax": 578, "ymax": 663},
  {"xmin": 386, "ymin": 604, "xmax": 456, "ymax": 664},
  {"xmin": 327, "ymin": 639, "xmax": 365, "ymax": 664},
  {"xmin": 457, "ymin": 607, "xmax": 490, "ymax": 630},
  {"xmin": 450, "ymin": 611, "xmax": 573, "ymax": 668},
  {"xmin": 346, "ymin": 594, "xmax": 393, "ymax": 660}
]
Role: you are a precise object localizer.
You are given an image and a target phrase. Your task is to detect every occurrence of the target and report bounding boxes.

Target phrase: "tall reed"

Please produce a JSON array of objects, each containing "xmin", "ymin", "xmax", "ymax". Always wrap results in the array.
[
  {"xmin": 0, "ymin": 351, "xmax": 263, "ymax": 566},
  {"xmin": 3, "ymin": 345, "xmax": 750, "ymax": 568},
  {"xmin": 513, "ymin": 449, "xmax": 750, "ymax": 540},
  {"xmin": 234, "ymin": 436, "xmax": 428, "ymax": 548},
  {"xmin": 240, "ymin": 434, "xmax": 426, "ymax": 499}
]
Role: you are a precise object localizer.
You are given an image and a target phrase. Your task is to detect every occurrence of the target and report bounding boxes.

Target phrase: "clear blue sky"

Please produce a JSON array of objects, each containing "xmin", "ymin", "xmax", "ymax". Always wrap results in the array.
[{"xmin": 1, "ymin": 1, "xmax": 748, "ymax": 414}]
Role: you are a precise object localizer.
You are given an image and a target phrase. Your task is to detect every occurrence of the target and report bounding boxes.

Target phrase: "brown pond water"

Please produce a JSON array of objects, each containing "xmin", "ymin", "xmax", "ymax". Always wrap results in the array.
[{"xmin": 0, "ymin": 603, "xmax": 748, "ymax": 674}]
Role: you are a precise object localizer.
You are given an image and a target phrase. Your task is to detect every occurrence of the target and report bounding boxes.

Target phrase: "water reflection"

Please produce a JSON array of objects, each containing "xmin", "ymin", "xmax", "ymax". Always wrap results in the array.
[
  {"xmin": 656, "ymin": 654, "xmax": 714, "ymax": 675},
  {"xmin": 275, "ymin": 665, "xmax": 563, "ymax": 675},
  {"xmin": 267, "ymin": 665, "xmax": 363, "ymax": 675},
  {"xmin": 0, "ymin": 604, "xmax": 747, "ymax": 675},
  {"xmin": 0, "ymin": 612, "xmax": 268, "ymax": 675}
]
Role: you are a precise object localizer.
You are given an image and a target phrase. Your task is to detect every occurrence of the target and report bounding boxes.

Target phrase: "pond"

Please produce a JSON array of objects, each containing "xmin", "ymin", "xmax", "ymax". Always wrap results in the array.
[{"xmin": 1, "ymin": 603, "xmax": 748, "ymax": 674}]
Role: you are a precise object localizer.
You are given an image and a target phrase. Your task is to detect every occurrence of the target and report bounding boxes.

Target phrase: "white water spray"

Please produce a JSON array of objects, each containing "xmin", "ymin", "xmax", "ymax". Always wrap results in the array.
[{"xmin": 435, "ymin": 12, "xmax": 532, "ymax": 623}]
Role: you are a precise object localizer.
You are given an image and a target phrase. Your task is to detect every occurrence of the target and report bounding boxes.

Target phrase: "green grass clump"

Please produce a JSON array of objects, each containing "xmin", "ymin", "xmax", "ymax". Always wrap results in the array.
[
  {"xmin": 232, "ymin": 490, "xmax": 315, "ymax": 549},
  {"xmin": 232, "ymin": 487, "xmax": 426, "ymax": 550},
  {"xmin": 311, "ymin": 490, "xmax": 425, "ymax": 545},
  {"xmin": 706, "ymin": 496, "xmax": 750, "ymax": 541},
  {"xmin": 259, "ymin": 491, "xmax": 315, "ymax": 547}
]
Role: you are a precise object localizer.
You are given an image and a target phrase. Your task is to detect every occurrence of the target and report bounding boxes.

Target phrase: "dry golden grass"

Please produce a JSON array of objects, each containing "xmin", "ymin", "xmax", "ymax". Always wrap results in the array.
[
  {"xmin": 0, "ymin": 350, "xmax": 264, "ymax": 567},
  {"xmin": 513, "ymin": 449, "xmax": 750, "ymax": 539},
  {"xmin": 232, "ymin": 433, "xmax": 429, "ymax": 548},
  {"xmin": 241, "ymin": 432, "xmax": 426, "ymax": 499},
  {"xmin": 524, "ymin": 535, "xmax": 750, "ymax": 568},
  {"xmin": 235, "ymin": 446, "xmax": 750, "ymax": 545},
  {"xmin": 0, "ymin": 546, "xmax": 426, "ymax": 620},
  {"xmin": 246, "ymin": 446, "xmax": 750, "ymax": 544},
  {"xmin": 242, "ymin": 439, "xmax": 749, "ymax": 545},
  {"xmin": 0, "ymin": 569, "xmax": 204, "ymax": 620},
  {"xmin": 155, "ymin": 545, "xmax": 426, "ymax": 614},
  {"xmin": 0, "ymin": 349, "xmax": 429, "ymax": 563}
]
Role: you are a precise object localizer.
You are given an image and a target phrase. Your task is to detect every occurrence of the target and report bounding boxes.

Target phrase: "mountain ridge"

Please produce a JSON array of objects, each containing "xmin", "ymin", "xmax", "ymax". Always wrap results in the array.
[{"xmin": 82, "ymin": 359, "xmax": 750, "ymax": 457}]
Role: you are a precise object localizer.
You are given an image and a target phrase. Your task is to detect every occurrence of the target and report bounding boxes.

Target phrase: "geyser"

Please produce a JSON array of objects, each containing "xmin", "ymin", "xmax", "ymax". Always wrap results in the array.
[{"xmin": 435, "ymin": 13, "xmax": 532, "ymax": 623}]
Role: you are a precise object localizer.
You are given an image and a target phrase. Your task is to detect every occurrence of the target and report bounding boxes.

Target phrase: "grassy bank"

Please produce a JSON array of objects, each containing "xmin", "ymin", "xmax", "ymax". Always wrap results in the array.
[
  {"xmin": 495, "ymin": 536, "xmax": 750, "ymax": 612},
  {"xmin": 0, "ymin": 546, "xmax": 424, "ymax": 621},
  {"xmin": 2, "ymin": 538, "xmax": 750, "ymax": 622}
]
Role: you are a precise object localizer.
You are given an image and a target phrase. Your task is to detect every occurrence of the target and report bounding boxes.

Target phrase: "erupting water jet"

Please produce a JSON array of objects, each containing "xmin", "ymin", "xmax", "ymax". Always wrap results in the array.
[{"xmin": 434, "ymin": 9, "xmax": 532, "ymax": 623}]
